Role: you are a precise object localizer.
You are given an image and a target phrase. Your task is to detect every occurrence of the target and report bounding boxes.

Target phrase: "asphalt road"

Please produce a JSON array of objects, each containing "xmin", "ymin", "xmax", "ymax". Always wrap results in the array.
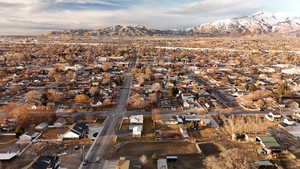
[
  {"xmin": 236, "ymin": 70, "xmax": 274, "ymax": 85},
  {"xmin": 79, "ymin": 74, "xmax": 133, "ymax": 169},
  {"xmin": 189, "ymin": 72, "xmax": 240, "ymax": 108}
]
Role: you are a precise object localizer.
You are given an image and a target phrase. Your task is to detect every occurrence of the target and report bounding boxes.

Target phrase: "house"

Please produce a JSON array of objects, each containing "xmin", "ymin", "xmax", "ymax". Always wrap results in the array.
[
  {"xmin": 129, "ymin": 115, "xmax": 143, "ymax": 138},
  {"xmin": 18, "ymin": 132, "xmax": 40, "ymax": 143},
  {"xmin": 129, "ymin": 115, "xmax": 143, "ymax": 130},
  {"xmin": 285, "ymin": 124, "xmax": 300, "ymax": 138},
  {"xmin": 255, "ymin": 160, "xmax": 277, "ymax": 169},
  {"xmin": 129, "ymin": 115, "xmax": 143, "ymax": 124},
  {"xmin": 132, "ymin": 125, "xmax": 143, "ymax": 138},
  {"xmin": 35, "ymin": 122, "xmax": 48, "ymax": 131},
  {"xmin": 31, "ymin": 156, "xmax": 60, "ymax": 169},
  {"xmin": 53, "ymin": 118, "xmax": 67, "ymax": 128},
  {"xmin": 256, "ymin": 136, "xmax": 281, "ymax": 154},
  {"xmin": 157, "ymin": 159, "xmax": 168, "ymax": 169},
  {"xmin": 0, "ymin": 152, "xmax": 19, "ymax": 161},
  {"xmin": 62, "ymin": 122, "xmax": 89, "ymax": 139},
  {"xmin": 0, "ymin": 119, "xmax": 16, "ymax": 132}
]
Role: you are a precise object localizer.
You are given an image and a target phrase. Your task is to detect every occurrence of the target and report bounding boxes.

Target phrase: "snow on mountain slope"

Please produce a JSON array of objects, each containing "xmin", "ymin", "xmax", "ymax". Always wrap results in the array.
[{"xmin": 190, "ymin": 12, "xmax": 300, "ymax": 35}]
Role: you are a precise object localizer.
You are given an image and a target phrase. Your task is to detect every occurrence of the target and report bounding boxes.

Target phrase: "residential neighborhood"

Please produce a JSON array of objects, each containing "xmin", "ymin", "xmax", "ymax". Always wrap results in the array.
[{"xmin": 0, "ymin": 35, "xmax": 300, "ymax": 169}]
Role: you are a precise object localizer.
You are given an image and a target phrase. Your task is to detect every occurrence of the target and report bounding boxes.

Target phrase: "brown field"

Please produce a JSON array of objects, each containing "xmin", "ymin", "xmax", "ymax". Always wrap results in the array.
[
  {"xmin": 40, "ymin": 128, "xmax": 68, "ymax": 139},
  {"xmin": 110, "ymin": 141, "xmax": 202, "ymax": 169}
]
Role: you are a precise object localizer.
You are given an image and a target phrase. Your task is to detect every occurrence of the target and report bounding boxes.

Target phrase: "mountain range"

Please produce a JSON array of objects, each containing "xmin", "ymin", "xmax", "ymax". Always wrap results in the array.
[
  {"xmin": 46, "ymin": 12, "xmax": 300, "ymax": 37},
  {"xmin": 190, "ymin": 11, "xmax": 300, "ymax": 36},
  {"xmin": 47, "ymin": 25, "xmax": 185, "ymax": 37}
]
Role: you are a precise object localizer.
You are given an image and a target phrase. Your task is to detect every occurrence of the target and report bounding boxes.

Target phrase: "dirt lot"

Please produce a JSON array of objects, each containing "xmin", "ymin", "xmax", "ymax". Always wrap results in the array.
[
  {"xmin": 198, "ymin": 143, "xmax": 220, "ymax": 156},
  {"xmin": 109, "ymin": 141, "xmax": 202, "ymax": 169},
  {"xmin": 40, "ymin": 127, "xmax": 68, "ymax": 139},
  {"xmin": 0, "ymin": 135, "xmax": 17, "ymax": 149},
  {"xmin": 114, "ymin": 141, "xmax": 200, "ymax": 157},
  {"xmin": 167, "ymin": 155, "xmax": 203, "ymax": 169},
  {"xmin": 143, "ymin": 116, "xmax": 154, "ymax": 135}
]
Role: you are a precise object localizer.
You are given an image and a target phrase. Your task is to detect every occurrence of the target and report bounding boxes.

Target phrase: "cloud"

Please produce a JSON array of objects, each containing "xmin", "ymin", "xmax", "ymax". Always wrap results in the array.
[
  {"xmin": 170, "ymin": 0, "xmax": 263, "ymax": 16},
  {"xmin": 0, "ymin": 0, "xmax": 298, "ymax": 35}
]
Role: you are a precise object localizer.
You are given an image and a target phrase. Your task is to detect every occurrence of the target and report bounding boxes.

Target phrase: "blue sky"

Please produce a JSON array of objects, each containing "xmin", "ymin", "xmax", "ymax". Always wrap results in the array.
[{"xmin": 0, "ymin": 0, "xmax": 299, "ymax": 35}]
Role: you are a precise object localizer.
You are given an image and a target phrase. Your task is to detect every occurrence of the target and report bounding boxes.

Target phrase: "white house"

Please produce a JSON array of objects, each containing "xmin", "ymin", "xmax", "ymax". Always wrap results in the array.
[
  {"xmin": 18, "ymin": 132, "xmax": 40, "ymax": 143},
  {"xmin": 132, "ymin": 125, "xmax": 143, "ymax": 138},
  {"xmin": 129, "ymin": 115, "xmax": 143, "ymax": 138},
  {"xmin": 130, "ymin": 115, "xmax": 143, "ymax": 124},
  {"xmin": 157, "ymin": 159, "xmax": 168, "ymax": 169},
  {"xmin": 0, "ymin": 152, "xmax": 19, "ymax": 161},
  {"xmin": 62, "ymin": 122, "xmax": 89, "ymax": 140},
  {"xmin": 35, "ymin": 122, "xmax": 48, "ymax": 131}
]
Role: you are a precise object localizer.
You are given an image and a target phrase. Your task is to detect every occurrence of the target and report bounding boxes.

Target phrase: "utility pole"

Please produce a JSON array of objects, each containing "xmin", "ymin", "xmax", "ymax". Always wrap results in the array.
[{"xmin": 81, "ymin": 145, "xmax": 85, "ymax": 162}]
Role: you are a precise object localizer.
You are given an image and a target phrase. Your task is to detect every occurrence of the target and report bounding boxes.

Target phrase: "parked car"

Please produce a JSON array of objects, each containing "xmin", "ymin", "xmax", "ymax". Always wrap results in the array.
[
  {"xmin": 265, "ymin": 112, "xmax": 282, "ymax": 122},
  {"xmin": 283, "ymin": 117, "xmax": 296, "ymax": 126},
  {"xmin": 292, "ymin": 112, "xmax": 300, "ymax": 121}
]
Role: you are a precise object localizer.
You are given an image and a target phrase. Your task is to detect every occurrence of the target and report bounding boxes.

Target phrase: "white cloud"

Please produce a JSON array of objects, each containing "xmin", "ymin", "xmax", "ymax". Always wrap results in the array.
[
  {"xmin": 0, "ymin": 0, "xmax": 298, "ymax": 35},
  {"xmin": 171, "ymin": 0, "xmax": 263, "ymax": 16},
  {"xmin": 55, "ymin": 0, "xmax": 118, "ymax": 6}
]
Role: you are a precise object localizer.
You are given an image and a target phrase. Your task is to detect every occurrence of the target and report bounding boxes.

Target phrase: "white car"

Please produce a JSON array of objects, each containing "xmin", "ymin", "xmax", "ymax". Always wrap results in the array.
[
  {"xmin": 265, "ymin": 112, "xmax": 282, "ymax": 122},
  {"xmin": 265, "ymin": 114, "xmax": 275, "ymax": 121},
  {"xmin": 269, "ymin": 112, "xmax": 282, "ymax": 119},
  {"xmin": 293, "ymin": 112, "xmax": 300, "ymax": 120},
  {"xmin": 283, "ymin": 118, "xmax": 296, "ymax": 126}
]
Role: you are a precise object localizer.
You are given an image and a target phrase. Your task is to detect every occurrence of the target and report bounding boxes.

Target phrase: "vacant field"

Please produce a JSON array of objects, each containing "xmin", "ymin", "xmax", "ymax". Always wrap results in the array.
[
  {"xmin": 143, "ymin": 116, "xmax": 154, "ymax": 135},
  {"xmin": 0, "ymin": 135, "xmax": 17, "ymax": 149},
  {"xmin": 40, "ymin": 128, "xmax": 68, "ymax": 139},
  {"xmin": 198, "ymin": 143, "xmax": 221, "ymax": 156},
  {"xmin": 113, "ymin": 141, "xmax": 200, "ymax": 158},
  {"xmin": 110, "ymin": 141, "xmax": 202, "ymax": 169},
  {"xmin": 165, "ymin": 154, "xmax": 203, "ymax": 169}
]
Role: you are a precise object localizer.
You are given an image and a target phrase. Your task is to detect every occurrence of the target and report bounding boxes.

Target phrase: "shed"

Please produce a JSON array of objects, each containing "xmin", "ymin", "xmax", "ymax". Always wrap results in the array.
[{"xmin": 166, "ymin": 156, "xmax": 178, "ymax": 161}]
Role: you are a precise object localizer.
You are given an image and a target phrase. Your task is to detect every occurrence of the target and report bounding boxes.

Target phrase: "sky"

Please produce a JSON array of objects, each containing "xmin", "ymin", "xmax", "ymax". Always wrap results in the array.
[{"xmin": 0, "ymin": 0, "xmax": 299, "ymax": 35}]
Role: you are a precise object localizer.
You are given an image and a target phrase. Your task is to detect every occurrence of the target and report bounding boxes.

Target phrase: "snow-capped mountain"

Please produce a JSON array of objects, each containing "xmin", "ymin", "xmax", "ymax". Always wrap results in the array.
[
  {"xmin": 47, "ymin": 12, "xmax": 300, "ymax": 37},
  {"xmin": 189, "ymin": 12, "xmax": 300, "ymax": 35}
]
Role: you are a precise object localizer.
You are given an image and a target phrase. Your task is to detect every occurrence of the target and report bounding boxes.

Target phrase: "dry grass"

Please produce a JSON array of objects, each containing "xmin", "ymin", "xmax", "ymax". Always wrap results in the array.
[
  {"xmin": 219, "ymin": 114, "xmax": 277, "ymax": 135},
  {"xmin": 40, "ymin": 128, "xmax": 68, "ymax": 139},
  {"xmin": 204, "ymin": 148, "xmax": 256, "ymax": 169}
]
